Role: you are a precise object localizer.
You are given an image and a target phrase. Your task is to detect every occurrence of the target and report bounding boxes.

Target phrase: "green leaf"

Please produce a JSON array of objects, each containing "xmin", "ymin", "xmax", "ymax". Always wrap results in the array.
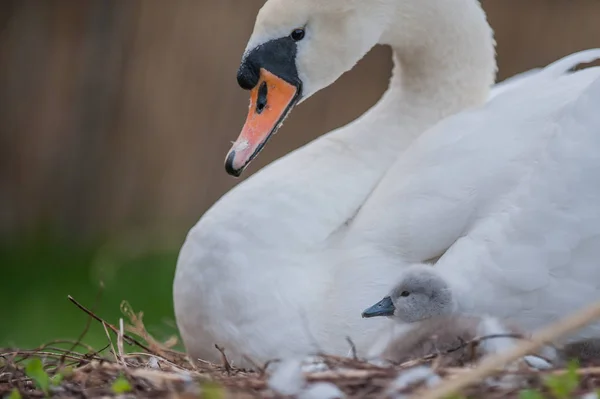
[
  {"xmin": 61, "ymin": 366, "xmax": 74, "ymax": 377},
  {"xmin": 50, "ymin": 365, "xmax": 73, "ymax": 386},
  {"xmin": 51, "ymin": 373, "xmax": 64, "ymax": 386},
  {"xmin": 7, "ymin": 388, "xmax": 22, "ymax": 399},
  {"xmin": 24, "ymin": 358, "xmax": 50, "ymax": 395},
  {"xmin": 201, "ymin": 382, "xmax": 225, "ymax": 399},
  {"xmin": 519, "ymin": 389, "xmax": 545, "ymax": 399},
  {"xmin": 111, "ymin": 374, "xmax": 132, "ymax": 394},
  {"xmin": 543, "ymin": 359, "xmax": 580, "ymax": 399}
]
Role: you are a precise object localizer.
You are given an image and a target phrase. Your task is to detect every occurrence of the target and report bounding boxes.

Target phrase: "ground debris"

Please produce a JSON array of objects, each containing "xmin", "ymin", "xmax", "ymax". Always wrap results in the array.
[
  {"xmin": 3, "ymin": 345, "xmax": 600, "ymax": 399},
  {"xmin": 4, "ymin": 297, "xmax": 600, "ymax": 398}
]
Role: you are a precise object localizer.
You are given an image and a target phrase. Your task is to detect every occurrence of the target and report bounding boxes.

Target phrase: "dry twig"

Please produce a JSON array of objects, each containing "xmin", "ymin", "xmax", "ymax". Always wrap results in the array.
[
  {"xmin": 416, "ymin": 300, "xmax": 600, "ymax": 399},
  {"xmin": 215, "ymin": 344, "xmax": 232, "ymax": 374},
  {"xmin": 67, "ymin": 295, "xmax": 156, "ymax": 355}
]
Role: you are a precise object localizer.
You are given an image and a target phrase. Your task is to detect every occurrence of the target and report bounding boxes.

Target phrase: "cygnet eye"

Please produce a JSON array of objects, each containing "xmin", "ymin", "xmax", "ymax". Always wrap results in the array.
[
  {"xmin": 400, "ymin": 291, "xmax": 410, "ymax": 297},
  {"xmin": 290, "ymin": 28, "xmax": 305, "ymax": 41}
]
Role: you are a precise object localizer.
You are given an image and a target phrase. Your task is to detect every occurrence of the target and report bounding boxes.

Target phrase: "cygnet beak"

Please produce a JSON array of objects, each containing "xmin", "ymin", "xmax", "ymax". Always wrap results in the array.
[{"xmin": 362, "ymin": 296, "xmax": 395, "ymax": 318}]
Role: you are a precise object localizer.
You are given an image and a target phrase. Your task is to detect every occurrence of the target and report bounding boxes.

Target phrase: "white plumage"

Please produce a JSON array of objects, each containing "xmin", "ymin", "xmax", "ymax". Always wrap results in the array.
[{"xmin": 173, "ymin": 0, "xmax": 600, "ymax": 367}]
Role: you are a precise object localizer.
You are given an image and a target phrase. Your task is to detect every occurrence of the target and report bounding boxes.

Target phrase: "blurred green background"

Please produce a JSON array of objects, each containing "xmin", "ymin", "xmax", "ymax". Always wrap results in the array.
[
  {"xmin": 0, "ymin": 235, "xmax": 179, "ymax": 350},
  {"xmin": 1, "ymin": 0, "xmax": 600, "ymax": 350}
]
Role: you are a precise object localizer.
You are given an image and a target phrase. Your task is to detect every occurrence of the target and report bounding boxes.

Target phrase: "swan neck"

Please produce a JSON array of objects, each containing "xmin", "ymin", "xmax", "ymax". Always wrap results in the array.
[{"xmin": 380, "ymin": 0, "xmax": 497, "ymax": 114}]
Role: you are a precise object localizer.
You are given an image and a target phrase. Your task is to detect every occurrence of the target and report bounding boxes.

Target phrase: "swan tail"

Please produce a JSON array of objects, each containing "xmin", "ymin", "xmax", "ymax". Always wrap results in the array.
[
  {"xmin": 489, "ymin": 49, "xmax": 600, "ymax": 100},
  {"xmin": 489, "ymin": 68, "xmax": 542, "ymax": 99},
  {"xmin": 541, "ymin": 48, "xmax": 600, "ymax": 77},
  {"xmin": 568, "ymin": 73, "xmax": 600, "ymax": 125},
  {"xmin": 552, "ymin": 73, "xmax": 600, "ymax": 147}
]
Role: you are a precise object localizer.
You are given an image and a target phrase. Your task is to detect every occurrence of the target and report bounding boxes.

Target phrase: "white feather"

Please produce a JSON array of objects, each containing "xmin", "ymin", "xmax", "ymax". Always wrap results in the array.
[
  {"xmin": 299, "ymin": 383, "xmax": 345, "ymax": 399},
  {"xmin": 387, "ymin": 366, "xmax": 442, "ymax": 399},
  {"xmin": 267, "ymin": 359, "xmax": 305, "ymax": 396}
]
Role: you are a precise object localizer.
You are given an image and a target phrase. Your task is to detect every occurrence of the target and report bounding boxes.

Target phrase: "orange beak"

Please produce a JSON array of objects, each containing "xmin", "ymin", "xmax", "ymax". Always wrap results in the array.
[{"xmin": 225, "ymin": 68, "xmax": 300, "ymax": 176}]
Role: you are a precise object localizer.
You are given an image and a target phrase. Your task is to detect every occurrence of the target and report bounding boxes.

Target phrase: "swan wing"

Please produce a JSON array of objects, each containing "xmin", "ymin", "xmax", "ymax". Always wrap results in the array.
[
  {"xmin": 489, "ymin": 68, "xmax": 541, "ymax": 100},
  {"xmin": 349, "ymin": 50, "xmax": 600, "ymax": 265},
  {"xmin": 434, "ymin": 66, "xmax": 600, "ymax": 336},
  {"xmin": 489, "ymin": 49, "xmax": 600, "ymax": 100}
]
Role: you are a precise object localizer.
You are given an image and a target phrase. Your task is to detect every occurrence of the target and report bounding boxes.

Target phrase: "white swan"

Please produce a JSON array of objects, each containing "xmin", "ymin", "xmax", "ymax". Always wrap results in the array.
[{"xmin": 173, "ymin": 0, "xmax": 600, "ymax": 366}]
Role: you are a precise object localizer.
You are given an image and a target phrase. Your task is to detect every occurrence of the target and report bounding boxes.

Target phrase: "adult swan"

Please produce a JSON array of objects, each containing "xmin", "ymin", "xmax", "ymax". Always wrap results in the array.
[{"xmin": 173, "ymin": 0, "xmax": 600, "ymax": 365}]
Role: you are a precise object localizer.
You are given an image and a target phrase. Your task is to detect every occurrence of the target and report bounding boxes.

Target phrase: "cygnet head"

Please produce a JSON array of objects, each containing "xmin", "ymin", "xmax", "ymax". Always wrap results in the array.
[{"xmin": 362, "ymin": 266, "xmax": 454, "ymax": 322}]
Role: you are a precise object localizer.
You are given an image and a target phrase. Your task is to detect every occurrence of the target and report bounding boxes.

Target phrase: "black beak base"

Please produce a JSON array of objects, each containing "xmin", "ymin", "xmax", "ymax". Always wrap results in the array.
[
  {"xmin": 362, "ymin": 296, "xmax": 395, "ymax": 318},
  {"xmin": 237, "ymin": 36, "xmax": 301, "ymax": 91}
]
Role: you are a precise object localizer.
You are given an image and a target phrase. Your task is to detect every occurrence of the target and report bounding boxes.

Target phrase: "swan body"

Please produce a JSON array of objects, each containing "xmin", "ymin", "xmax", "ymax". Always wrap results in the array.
[
  {"xmin": 390, "ymin": 63, "xmax": 600, "ymax": 334},
  {"xmin": 173, "ymin": 0, "xmax": 600, "ymax": 366},
  {"xmin": 351, "ymin": 56, "xmax": 600, "ymax": 349}
]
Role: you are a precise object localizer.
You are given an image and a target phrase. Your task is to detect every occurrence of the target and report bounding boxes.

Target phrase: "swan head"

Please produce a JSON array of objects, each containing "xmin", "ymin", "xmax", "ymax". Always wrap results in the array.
[
  {"xmin": 362, "ymin": 265, "xmax": 454, "ymax": 323},
  {"xmin": 225, "ymin": 0, "xmax": 392, "ymax": 176}
]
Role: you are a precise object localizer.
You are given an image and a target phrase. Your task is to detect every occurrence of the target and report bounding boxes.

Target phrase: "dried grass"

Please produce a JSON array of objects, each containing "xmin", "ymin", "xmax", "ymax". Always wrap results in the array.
[{"xmin": 3, "ymin": 297, "xmax": 600, "ymax": 398}]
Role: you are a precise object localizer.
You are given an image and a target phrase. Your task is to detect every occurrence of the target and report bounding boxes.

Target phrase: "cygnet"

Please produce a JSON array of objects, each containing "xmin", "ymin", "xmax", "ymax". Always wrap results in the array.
[
  {"xmin": 361, "ymin": 266, "xmax": 552, "ymax": 366},
  {"xmin": 559, "ymin": 338, "xmax": 600, "ymax": 366}
]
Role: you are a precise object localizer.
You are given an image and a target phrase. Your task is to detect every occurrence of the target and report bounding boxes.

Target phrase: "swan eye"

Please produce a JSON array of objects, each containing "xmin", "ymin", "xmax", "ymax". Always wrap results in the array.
[
  {"xmin": 400, "ymin": 291, "xmax": 410, "ymax": 297},
  {"xmin": 290, "ymin": 28, "xmax": 305, "ymax": 41}
]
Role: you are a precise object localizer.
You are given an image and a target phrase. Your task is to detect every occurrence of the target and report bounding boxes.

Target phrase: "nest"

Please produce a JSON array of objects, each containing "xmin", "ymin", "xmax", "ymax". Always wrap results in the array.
[{"xmin": 3, "ymin": 296, "xmax": 600, "ymax": 398}]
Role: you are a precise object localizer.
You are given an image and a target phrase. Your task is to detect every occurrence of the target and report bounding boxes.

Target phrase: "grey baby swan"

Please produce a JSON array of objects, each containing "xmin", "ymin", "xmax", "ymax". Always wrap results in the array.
[
  {"xmin": 361, "ymin": 265, "xmax": 536, "ymax": 366},
  {"xmin": 362, "ymin": 265, "xmax": 600, "ymax": 367},
  {"xmin": 362, "ymin": 265, "xmax": 455, "ymax": 322}
]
